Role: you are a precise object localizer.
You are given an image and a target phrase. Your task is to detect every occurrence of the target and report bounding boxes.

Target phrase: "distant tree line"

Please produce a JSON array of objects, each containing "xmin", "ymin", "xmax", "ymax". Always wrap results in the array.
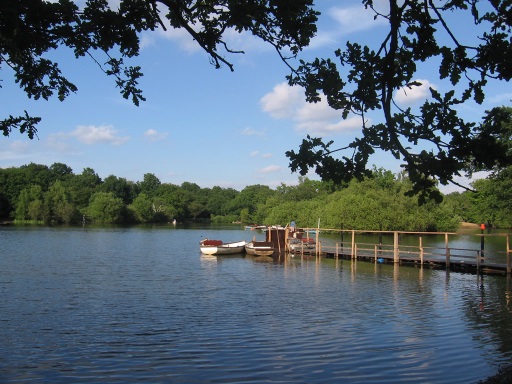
[{"xmin": 0, "ymin": 162, "xmax": 510, "ymax": 230}]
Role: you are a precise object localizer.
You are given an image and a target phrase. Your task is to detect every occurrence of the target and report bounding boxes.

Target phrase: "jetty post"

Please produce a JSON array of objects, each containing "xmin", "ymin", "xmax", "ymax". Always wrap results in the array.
[
  {"xmin": 480, "ymin": 223, "xmax": 486, "ymax": 257},
  {"xmin": 507, "ymin": 235, "xmax": 511, "ymax": 276},
  {"xmin": 316, "ymin": 221, "xmax": 320, "ymax": 258},
  {"xmin": 419, "ymin": 236, "xmax": 424, "ymax": 265},
  {"xmin": 340, "ymin": 223, "xmax": 344, "ymax": 250},
  {"xmin": 393, "ymin": 231, "xmax": 399, "ymax": 263},
  {"xmin": 445, "ymin": 233, "xmax": 451, "ymax": 269},
  {"xmin": 351, "ymin": 230, "xmax": 356, "ymax": 260}
]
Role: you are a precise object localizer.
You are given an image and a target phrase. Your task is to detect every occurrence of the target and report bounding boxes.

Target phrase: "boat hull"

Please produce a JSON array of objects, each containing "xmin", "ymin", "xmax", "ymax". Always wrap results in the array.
[
  {"xmin": 200, "ymin": 239, "xmax": 246, "ymax": 255},
  {"xmin": 245, "ymin": 241, "xmax": 275, "ymax": 257},
  {"xmin": 288, "ymin": 238, "xmax": 316, "ymax": 252}
]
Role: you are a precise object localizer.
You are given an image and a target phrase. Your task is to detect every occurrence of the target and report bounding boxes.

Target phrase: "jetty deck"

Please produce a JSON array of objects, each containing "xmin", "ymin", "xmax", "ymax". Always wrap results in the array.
[{"xmin": 269, "ymin": 227, "xmax": 512, "ymax": 276}]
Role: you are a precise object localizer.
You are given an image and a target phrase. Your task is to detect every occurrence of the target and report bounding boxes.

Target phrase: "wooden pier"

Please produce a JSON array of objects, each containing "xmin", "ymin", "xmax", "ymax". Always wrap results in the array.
[{"xmin": 267, "ymin": 227, "xmax": 512, "ymax": 276}]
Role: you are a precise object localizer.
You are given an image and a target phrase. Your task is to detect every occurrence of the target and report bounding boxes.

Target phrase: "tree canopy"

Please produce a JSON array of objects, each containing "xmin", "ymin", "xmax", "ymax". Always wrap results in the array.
[
  {"xmin": 1, "ymin": 0, "xmax": 318, "ymax": 138},
  {"xmin": 0, "ymin": 161, "xmax": 471, "ymax": 230},
  {"xmin": 2, "ymin": 1, "xmax": 511, "ymax": 200},
  {"xmin": 286, "ymin": 0, "xmax": 512, "ymax": 202}
]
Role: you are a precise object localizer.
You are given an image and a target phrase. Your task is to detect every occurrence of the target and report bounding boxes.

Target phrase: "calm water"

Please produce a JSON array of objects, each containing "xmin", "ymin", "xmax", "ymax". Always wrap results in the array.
[{"xmin": 1, "ymin": 225, "xmax": 511, "ymax": 383}]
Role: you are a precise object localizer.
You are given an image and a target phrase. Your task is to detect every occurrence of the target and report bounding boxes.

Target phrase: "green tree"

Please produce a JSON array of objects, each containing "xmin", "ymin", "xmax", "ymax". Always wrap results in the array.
[
  {"xmin": 151, "ymin": 196, "xmax": 173, "ymax": 222},
  {"xmin": 205, "ymin": 186, "xmax": 239, "ymax": 217},
  {"xmin": 471, "ymin": 167, "xmax": 512, "ymax": 227},
  {"xmin": 15, "ymin": 188, "xmax": 32, "ymax": 221},
  {"xmin": 156, "ymin": 183, "xmax": 186, "ymax": 220},
  {"xmin": 466, "ymin": 106, "xmax": 512, "ymax": 175},
  {"xmin": 128, "ymin": 193, "xmax": 154, "ymax": 223},
  {"xmin": 49, "ymin": 162, "xmax": 74, "ymax": 180},
  {"xmin": 19, "ymin": 163, "xmax": 53, "ymax": 190},
  {"xmin": 287, "ymin": 1, "xmax": 512, "ymax": 202},
  {"xmin": 45, "ymin": 180, "xmax": 77, "ymax": 224},
  {"xmin": 0, "ymin": 189, "xmax": 10, "ymax": 219},
  {"xmin": 230, "ymin": 184, "xmax": 275, "ymax": 217},
  {"xmin": 443, "ymin": 191, "xmax": 475, "ymax": 223},
  {"xmin": 66, "ymin": 168, "xmax": 102, "ymax": 210},
  {"xmin": 263, "ymin": 200, "xmax": 304, "ymax": 227},
  {"xmin": 180, "ymin": 182, "xmax": 208, "ymax": 219},
  {"xmin": 86, "ymin": 192, "xmax": 125, "ymax": 224},
  {"xmin": 28, "ymin": 199, "xmax": 47, "ymax": 222},
  {"xmin": 239, "ymin": 207, "xmax": 251, "ymax": 224},
  {"xmin": 275, "ymin": 177, "xmax": 331, "ymax": 203},
  {"xmin": 100, "ymin": 175, "xmax": 136, "ymax": 205},
  {"xmin": 15, "ymin": 185, "xmax": 44, "ymax": 221},
  {"xmin": 263, "ymin": 173, "xmax": 459, "ymax": 232},
  {"xmin": 1, "ymin": 0, "xmax": 317, "ymax": 138},
  {"xmin": 138, "ymin": 173, "xmax": 161, "ymax": 198},
  {"xmin": 0, "ymin": 165, "xmax": 53, "ymax": 218}
]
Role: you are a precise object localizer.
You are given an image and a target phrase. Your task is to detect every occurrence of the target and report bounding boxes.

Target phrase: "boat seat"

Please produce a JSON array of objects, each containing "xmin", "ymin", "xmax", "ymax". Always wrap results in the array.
[
  {"xmin": 203, "ymin": 240, "xmax": 223, "ymax": 246},
  {"xmin": 253, "ymin": 241, "xmax": 273, "ymax": 247}
]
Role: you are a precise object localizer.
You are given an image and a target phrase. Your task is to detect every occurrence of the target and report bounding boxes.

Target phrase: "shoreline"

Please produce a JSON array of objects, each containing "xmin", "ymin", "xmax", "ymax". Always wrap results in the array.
[{"xmin": 479, "ymin": 366, "xmax": 512, "ymax": 383}]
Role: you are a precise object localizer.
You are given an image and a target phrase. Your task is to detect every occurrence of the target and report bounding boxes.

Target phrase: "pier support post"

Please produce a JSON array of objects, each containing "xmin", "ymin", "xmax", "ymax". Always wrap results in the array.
[
  {"xmin": 316, "ymin": 227, "xmax": 320, "ymax": 258},
  {"xmin": 393, "ymin": 231, "xmax": 399, "ymax": 263},
  {"xmin": 507, "ymin": 235, "xmax": 511, "ymax": 276},
  {"xmin": 351, "ymin": 230, "xmax": 356, "ymax": 260},
  {"xmin": 445, "ymin": 233, "xmax": 450, "ymax": 269},
  {"xmin": 480, "ymin": 224, "xmax": 485, "ymax": 257},
  {"xmin": 419, "ymin": 236, "xmax": 424, "ymax": 265}
]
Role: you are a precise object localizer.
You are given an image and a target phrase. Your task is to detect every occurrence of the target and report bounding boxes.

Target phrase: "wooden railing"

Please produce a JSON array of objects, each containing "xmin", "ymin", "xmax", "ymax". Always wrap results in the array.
[{"xmin": 294, "ymin": 228, "xmax": 512, "ymax": 276}]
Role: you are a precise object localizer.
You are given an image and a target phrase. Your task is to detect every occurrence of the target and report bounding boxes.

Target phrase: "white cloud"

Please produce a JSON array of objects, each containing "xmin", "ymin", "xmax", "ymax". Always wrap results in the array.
[
  {"xmin": 139, "ymin": 33, "xmax": 156, "ymax": 49},
  {"xmin": 144, "ymin": 129, "xmax": 169, "ymax": 141},
  {"xmin": 487, "ymin": 92, "xmax": 512, "ymax": 104},
  {"xmin": 46, "ymin": 136, "xmax": 76, "ymax": 153},
  {"xmin": 0, "ymin": 141, "xmax": 29, "ymax": 161},
  {"xmin": 71, "ymin": 125, "xmax": 129, "ymax": 145},
  {"xmin": 221, "ymin": 28, "xmax": 270, "ymax": 53},
  {"xmin": 297, "ymin": 116, "xmax": 363, "ymax": 134},
  {"xmin": 258, "ymin": 165, "xmax": 281, "ymax": 174},
  {"xmin": 260, "ymin": 82, "xmax": 363, "ymax": 135},
  {"xmin": 147, "ymin": 9, "xmax": 268, "ymax": 57},
  {"xmin": 296, "ymin": 96, "xmax": 343, "ymax": 123},
  {"xmin": 250, "ymin": 151, "xmax": 272, "ymax": 159},
  {"xmin": 307, "ymin": 2, "xmax": 388, "ymax": 50},
  {"xmin": 260, "ymin": 83, "xmax": 304, "ymax": 119},
  {"xmin": 395, "ymin": 79, "xmax": 436, "ymax": 105},
  {"xmin": 329, "ymin": 4, "xmax": 388, "ymax": 35},
  {"xmin": 241, "ymin": 127, "xmax": 264, "ymax": 136},
  {"xmin": 156, "ymin": 26, "xmax": 201, "ymax": 53},
  {"xmin": 9, "ymin": 140, "xmax": 30, "ymax": 151},
  {"xmin": 438, "ymin": 171, "xmax": 489, "ymax": 194}
]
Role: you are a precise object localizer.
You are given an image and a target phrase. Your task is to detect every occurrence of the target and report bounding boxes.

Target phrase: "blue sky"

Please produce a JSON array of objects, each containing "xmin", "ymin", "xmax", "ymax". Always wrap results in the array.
[{"xmin": 1, "ymin": 0, "xmax": 510, "ymax": 193}]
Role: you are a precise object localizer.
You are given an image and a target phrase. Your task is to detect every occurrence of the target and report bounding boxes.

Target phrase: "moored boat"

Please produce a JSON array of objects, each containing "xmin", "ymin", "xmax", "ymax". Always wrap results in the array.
[
  {"xmin": 288, "ymin": 237, "xmax": 316, "ymax": 253},
  {"xmin": 245, "ymin": 241, "xmax": 275, "ymax": 257},
  {"xmin": 199, "ymin": 239, "xmax": 246, "ymax": 255},
  {"xmin": 245, "ymin": 225, "xmax": 267, "ymax": 230}
]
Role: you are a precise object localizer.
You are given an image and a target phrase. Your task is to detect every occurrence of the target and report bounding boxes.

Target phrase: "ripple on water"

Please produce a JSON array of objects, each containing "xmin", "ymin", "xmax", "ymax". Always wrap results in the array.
[{"xmin": 0, "ymin": 227, "xmax": 510, "ymax": 383}]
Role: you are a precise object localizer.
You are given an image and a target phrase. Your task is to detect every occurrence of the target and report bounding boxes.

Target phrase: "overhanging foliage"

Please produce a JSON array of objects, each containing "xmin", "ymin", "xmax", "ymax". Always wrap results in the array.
[{"xmin": 286, "ymin": 0, "xmax": 512, "ymax": 202}]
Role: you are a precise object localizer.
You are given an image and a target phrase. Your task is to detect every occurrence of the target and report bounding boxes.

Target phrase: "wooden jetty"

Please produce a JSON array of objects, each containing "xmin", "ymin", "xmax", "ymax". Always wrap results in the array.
[{"xmin": 265, "ymin": 227, "xmax": 512, "ymax": 276}]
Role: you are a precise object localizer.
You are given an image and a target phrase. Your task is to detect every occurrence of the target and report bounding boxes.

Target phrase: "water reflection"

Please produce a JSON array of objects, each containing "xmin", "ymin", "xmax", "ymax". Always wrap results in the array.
[{"xmin": 1, "ymin": 226, "xmax": 511, "ymax": 383}]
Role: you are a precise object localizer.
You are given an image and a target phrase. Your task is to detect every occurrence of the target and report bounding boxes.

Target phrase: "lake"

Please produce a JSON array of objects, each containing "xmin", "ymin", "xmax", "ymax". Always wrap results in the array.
[{"xmin": 1, "ymin": 225, "xmax": 511, "ymax": 383}]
